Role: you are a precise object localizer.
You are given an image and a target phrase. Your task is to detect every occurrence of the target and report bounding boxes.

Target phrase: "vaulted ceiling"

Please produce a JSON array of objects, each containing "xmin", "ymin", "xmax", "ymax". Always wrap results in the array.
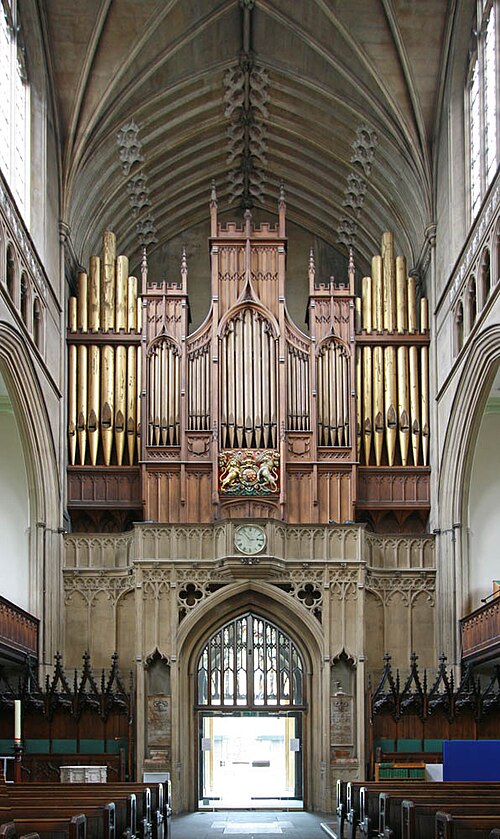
[{"xmin": 40, "ymin": 0, "xmax": 454, "ymax": 274}]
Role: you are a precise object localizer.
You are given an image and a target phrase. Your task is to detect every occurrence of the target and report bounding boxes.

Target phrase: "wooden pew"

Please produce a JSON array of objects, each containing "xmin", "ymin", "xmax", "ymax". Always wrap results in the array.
[
  {"xmin": 0, "ymin": 815, "xmax": 85, "ymax": 839},
  {"xmin": 436, "ymin": 811, "xmax": 500, "ymax": 839},
  {"xmin": 10, "ymin": 802, "xmax": 114, "ymax": 839}
]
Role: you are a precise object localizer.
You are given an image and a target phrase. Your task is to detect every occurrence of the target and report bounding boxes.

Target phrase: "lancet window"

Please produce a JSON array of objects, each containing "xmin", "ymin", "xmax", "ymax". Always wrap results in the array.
[
  {"xmin": 0, "ymin": 0, "xmax": 30, "ymax": 220},
  {"xmin": 197, "ymin": 613, "xmax": 304, "ymax": 709},
  {"xmin": 219, "ymin": 308, "xmax": 277, "ymax": 449},
  {"xmin": 467, "ymin": 0, "xmax": 498, "ymax": 220}
]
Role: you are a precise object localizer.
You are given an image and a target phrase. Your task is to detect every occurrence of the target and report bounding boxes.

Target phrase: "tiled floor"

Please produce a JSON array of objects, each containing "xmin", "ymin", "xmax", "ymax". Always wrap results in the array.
[{"xmin": 171, "ymin": 810, "xmax": 333, "ymax": 839}]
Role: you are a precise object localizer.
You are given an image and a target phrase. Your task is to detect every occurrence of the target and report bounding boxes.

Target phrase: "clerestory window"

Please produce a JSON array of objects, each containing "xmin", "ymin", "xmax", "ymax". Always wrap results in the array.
[
  {"xmin": 467, "ymin": 0, "xmax": 498, "ymax": 221},
  {"xmin": 0, "ymin": 0, "xmax": 30, "ymax": 221}
]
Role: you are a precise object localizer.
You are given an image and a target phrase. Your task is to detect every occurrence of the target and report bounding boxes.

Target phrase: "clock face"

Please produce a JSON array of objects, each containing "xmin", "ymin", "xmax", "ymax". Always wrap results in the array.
[{"xmin": 234, "ymin": 525, "xmax": 266, "ymax": 555}]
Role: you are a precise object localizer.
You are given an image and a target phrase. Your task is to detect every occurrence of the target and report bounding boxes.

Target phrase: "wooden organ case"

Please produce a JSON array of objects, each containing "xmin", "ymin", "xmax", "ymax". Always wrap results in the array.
[{"xmin": 67, "ymin": 188, "xmax": 430, "ymax": 531}]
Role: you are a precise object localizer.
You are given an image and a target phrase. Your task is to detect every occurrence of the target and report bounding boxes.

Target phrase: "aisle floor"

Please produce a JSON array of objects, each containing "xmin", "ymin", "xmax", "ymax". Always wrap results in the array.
[{"xmin": 171, "ymin": 810, "xmax": 332, "ymax": 839}]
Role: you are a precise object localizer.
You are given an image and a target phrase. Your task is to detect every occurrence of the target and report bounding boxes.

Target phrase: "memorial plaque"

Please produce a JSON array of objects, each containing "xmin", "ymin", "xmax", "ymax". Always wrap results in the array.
[
  {"xmin": 147, "ymin": 694, "xmax": 172, "ymax": 747},
  {"xmin": 330, "ymin": 691, "xmax": 353, "ymax": 746}
]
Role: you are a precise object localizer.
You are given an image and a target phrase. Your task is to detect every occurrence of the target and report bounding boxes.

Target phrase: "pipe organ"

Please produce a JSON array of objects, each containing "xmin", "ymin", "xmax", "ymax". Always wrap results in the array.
[{"xmin": 67, "ymin": 188, "xmax": 430, "ymax": 531}]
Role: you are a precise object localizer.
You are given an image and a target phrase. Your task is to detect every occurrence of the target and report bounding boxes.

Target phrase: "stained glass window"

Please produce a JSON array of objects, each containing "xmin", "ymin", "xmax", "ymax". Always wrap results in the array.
[{"xmin": 197, "ymin": 613, "xmax": 304, "ymax": 707}]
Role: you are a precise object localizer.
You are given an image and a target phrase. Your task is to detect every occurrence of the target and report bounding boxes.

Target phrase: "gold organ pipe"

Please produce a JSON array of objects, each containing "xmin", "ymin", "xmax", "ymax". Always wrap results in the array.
[
  {"xmin": 336, "ymin": 348, "xmax": 343, "ymax": 446},
  {"xmin": 331, "ymin": 348, "xmax": 337, "ymax": 445},
  {"xmin": 356, "ymin": 347, "xmax": 362, "ymax": 460},
  {"xmin": 115, "ymin": 256, "xmax": 128, "ymax": 332},
  {"xmin": 220, "ymin": 341, "xmax": 227, "ymax": 443},
  {"xmin": 101, "ymin": 345, "xmax": 114, "ymax": 465},
  {"xmin": 254, "ymin": 314, "xmax": 262, "ymax": 446},
  {"xmin": 168, "ymin": 342, "xmax": 175, "ymax": 445},
  {"xmin": 395, "ymin": 256, "xmax": 408, "ymax": 333},
  {"xmin": 148, "ymin": 352, "xmax": 154, "ymax": 445},
  {"xmin": 421, "ymin": 343, "xmax": 429, "ymax": 466},
  {"xmin": 408, "ymin": 276, "xmax": 417, "ymax": 333},
  {"xmin": 235, "ymin": 317, "xmax": 243, "ymax": 447},
  {"xmin": 136, "ymin": 296, "xmax": 142, "ymax": 333},
  {"xmin": 420, "ymin": 297, "xmax": 430, "ymax": 464},
  {"xmin": 343, "ymin": 351, "xmax": 349, "ymax": 445},
  {"xmin": 373, "ymin": 346, "xmax": 384, "ymax": 466},
  {"xmin": 89, "ymin": 257, "xmax": 101, "ymax": 332},
  {"xmin": 154, "ymin": 346, "xmax": 161, "ymax": 445},
  {"xmin": 127, "ymin": 276, "xmax": 137, "ymax": 332},
  {"xmin": 261, "ymin": 320, "xmax": 269, "ymax": 447},
  {"xmin": 68, "ymin": 342, "xmax": 77, "ymax": 465},
  {"xmin": 397, "ymin": 346, "xmax": 410, "ymax": 466},
  {"xmin": 362, "ymin": 276, "xmax": 372, "ymax": 332},
  {"xmin": 363, "ymin": 347, "xmax": 372, "ymax": 463},
  {"xmin": 372, "ymin": 256, "xmax": 383, "ymax": 332},
  {"xmin": 287, "ymin": 349, "xmax": 292, "ymax": 430},
  {"xmin": 227, "ymin": 325, "xmax": 235, "ymax": 448},
  {"xmin": 102, "ymin": 231, "xmax": 116, "ymax": 331},
  {"xmin": 77, "ymin": 344, "xmax": 88, "ymax": 465},
  {"xmin": 420, "ymin": 297, "xmax": 429, "ymax": 332},
  {"xmin": 244, "ymin": 310, "xmax": 253, "ymax": 447},
  {"xmin": 354, "ymin": 297, "xmax": 362, "ymax": 333},
  {"xmin": 69, "ymin": 297, "xmax": 77, "ymax": 332},
  {"xmin": 175, "ymin": 352, "xmax": 180, "ymax": 444},
  {"xmin": 68, "ymin": 295, "xmax": 78, "ymax": 465},
  {"xmin": 269, "ymin": 329, "xmax": 277, "ymax": 448},
  {"xmin": 136, "ymin": 342, "xmax": 141, "ymax": 460},
  {"xmin": 384, "ymin": 346, "xmax": 397, "ymax": 466},
  {"xmin": 205, "ymin": 349, "xmax": 210, "ymax": 430},
  {"xmin": 127, "ymin": 345, "xmax": 136, "ymax": 465},
  {"xmin": 88, "ymin": 345, "xmax": 100, "ymax": 466},
  {"xmin": 381, "ymin": 232, "xmax": 396, "ymax": 331},
  {"xmin": 115, "ymin": 345, "xmax": 126, "ymax": 464},
  {"xmin": 317, "ymin": 352, "xmax": 324, "ymax": 445},
  {"xmin": 409, "ymin": 345, "xmax": 420, "ymax": 465},
  {"xmin": 77, "ymin": 272, "xmax": 88, "ymax": 332}
]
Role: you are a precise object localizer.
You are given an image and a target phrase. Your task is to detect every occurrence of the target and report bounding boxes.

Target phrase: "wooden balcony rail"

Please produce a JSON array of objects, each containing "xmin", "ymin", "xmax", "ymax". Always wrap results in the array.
[
  {"xmin": 460, "ymin": 596, "xmax": 500, "ymax": 663},
  {"xmin": 0, "ymin": 595, "xmax": 38, "ymax": 659}
]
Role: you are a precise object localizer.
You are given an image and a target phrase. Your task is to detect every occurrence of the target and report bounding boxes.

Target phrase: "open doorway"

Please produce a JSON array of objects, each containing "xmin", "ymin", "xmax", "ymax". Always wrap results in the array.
[{"xmin": 199, "ymin": 712, "xmax": 303, "ymax": 809}]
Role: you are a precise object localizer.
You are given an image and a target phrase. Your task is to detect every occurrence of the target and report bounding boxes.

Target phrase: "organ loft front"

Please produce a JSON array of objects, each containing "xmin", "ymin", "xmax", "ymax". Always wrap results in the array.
[
  {"xmin": 67, "ymin": 185, "xmax": 430, "ymax": 529},
  {"xmin": 64, "ymin": 185, "xmax": 435, "ymax": 810}
]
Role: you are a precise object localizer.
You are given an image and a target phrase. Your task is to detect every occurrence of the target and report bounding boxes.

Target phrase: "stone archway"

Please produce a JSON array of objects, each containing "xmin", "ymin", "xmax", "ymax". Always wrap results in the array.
[
  {"xmin": 437, "ymin": 325, "xmax": 500, "ymax": 662},
  {"xmin": 0, "ymin": 323, "xmax": 62, "ymax": 662},
  {"xmin": 174, "ymin": 581, "xmax": 325, "ymax": 813}
]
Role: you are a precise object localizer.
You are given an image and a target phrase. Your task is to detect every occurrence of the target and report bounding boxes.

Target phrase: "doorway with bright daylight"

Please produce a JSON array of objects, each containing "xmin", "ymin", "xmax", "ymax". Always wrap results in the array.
[{"xmin": 196, "ymin": 613, "xmax": 305, "ymax": 809}]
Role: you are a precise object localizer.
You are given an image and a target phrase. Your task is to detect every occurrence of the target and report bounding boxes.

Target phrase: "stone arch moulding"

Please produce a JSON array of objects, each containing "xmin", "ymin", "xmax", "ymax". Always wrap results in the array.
[
  {"xmin": 174, "ymin": 580, "xmax": 326, "ymax": 813},
  {"xmin": 437, "ymin": 324, "xmax": 500, "ymax": 661},
  {"xmin": 0, "ymin": 322, "xmax": 62, "ymax": 658}
]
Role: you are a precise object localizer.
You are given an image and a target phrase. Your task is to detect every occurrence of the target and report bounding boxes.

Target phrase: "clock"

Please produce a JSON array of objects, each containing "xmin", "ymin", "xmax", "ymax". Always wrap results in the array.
[{"xmin": 234, "ymin": 524, "xmax": 266, "ymax": 555}]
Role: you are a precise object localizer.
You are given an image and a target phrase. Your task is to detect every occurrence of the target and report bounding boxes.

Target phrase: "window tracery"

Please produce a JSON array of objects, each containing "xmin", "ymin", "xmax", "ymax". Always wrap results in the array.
[
  {"xmin": 467, "ymin": 0, "xmax": 498, "ymax": 221},
  {"xmin": 0, "ymin": 0, "xmax": 30, "ymax": 220},
  {"xmin": 197, "ymin": 613, "xmax": 304, "ymax": 709}
]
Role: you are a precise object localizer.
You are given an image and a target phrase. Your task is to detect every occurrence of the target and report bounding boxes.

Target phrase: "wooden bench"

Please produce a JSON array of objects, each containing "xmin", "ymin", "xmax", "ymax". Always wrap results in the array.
[
  {"xmin": 4, "ymin": 781, "xmax": 168, "ymax": 838},
  {"xmin": 0, "ymin": 815, "xmax": 85, "ymax": 839}
]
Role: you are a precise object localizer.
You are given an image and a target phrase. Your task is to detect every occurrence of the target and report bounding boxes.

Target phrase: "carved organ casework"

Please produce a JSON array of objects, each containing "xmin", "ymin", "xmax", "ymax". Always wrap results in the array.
[{"xmin": 67, "ymin": 186, "xmax": 430, "ymax": 530}]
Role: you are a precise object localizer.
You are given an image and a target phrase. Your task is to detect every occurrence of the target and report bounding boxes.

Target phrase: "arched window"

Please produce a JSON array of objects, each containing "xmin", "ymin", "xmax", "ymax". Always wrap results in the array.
[
  {"xmin": 480, "ymin": 249, "xmax": 491, "ymax": 306},
  {"xmin": 6, "ymin": 244, "xmax": 15, "ymax": 302},
  {"xmin": 467, "ymin": 1, "xmax": 498, "ymax": 220},
  {"xmin": 466, "ymin": 275, "xmax": 477, "ymax": 331},
  {"xmin": 0, "ymin": 1, "xmax": 30, "ymax": 219},
  {"xmin": 33, "ymin": 297, "xmax": 42, "ymax": 350},
  {"xmin": 197, "ymin": 613, "xmax": 304, "ymax": 708},
  {"xmin": 454, "ymin": 300, "xmax": 464, "ymax": 356},
  {"xmin": 20, "ymin": 272, "xmax": 29, "ymax": 325}
]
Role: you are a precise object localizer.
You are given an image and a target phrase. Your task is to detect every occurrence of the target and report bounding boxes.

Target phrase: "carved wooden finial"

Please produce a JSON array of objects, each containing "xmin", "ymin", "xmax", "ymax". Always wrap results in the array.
[
  {"xmin": 279, "ymin": 181, "xmax": 286, "ymax": 205},
  {"xmin": 210, "ymin": 179, "xmax": 217, "ymax": 207},
  {"xmin": 180, "ymin": 247, "xmax": 188, "ymax": 289},
  {"xmin": 278, "ymin": 181, "xmax": 286, "ymax": 237},
  {"xmin": 141, "ymin": 246, "xmax": 148, "ymax": 288},
  {"xmin": 210, "ymin": 180, "xmax": 218, "ymax": 237},
  {"xmin": 308, "ymin": 247, "xmax": 315, "ymax": 292}
]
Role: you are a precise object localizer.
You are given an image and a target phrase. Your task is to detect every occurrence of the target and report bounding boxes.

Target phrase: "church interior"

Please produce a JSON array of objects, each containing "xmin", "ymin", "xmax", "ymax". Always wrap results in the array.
[{"xmin": 0, "ymin": 0, "xmax": 499, "ymax": 823}]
